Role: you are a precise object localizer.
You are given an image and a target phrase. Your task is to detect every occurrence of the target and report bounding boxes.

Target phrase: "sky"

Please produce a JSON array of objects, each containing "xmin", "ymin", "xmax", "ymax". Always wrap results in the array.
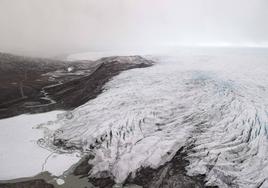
[{"xmin": 0, "ymin": 0, "xmax": 268, "ymax": 57}]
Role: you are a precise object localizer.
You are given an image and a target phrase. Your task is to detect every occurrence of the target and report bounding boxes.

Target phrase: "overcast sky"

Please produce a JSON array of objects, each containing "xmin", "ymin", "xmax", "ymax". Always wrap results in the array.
[{"xmin": 0, "ymin": 0, "xmax": 268, "ymax": 57}]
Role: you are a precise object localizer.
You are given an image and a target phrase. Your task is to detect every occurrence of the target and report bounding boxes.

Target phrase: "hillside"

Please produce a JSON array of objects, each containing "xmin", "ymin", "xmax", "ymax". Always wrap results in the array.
[{"xmin": 0, "ymin": 53, "xmax": 153, "ymax": 119}]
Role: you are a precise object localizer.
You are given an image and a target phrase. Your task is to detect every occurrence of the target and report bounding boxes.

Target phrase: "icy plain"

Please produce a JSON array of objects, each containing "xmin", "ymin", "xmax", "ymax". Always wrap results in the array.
[{"xmin": 0, "ymin": 111, "xmax": 80, "ymax": 180}]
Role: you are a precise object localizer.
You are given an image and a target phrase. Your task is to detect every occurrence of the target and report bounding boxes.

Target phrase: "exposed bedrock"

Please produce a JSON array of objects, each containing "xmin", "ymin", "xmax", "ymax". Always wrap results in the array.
[{"xmin": 0, "ymin": 54, "xmax": 153, "ymax": 119}]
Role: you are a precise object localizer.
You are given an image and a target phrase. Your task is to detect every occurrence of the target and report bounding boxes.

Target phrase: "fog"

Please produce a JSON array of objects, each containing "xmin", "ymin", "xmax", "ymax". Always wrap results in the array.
[{"xmin": 0, "ymin": 0, "xmax": 268, "ymax": 57}]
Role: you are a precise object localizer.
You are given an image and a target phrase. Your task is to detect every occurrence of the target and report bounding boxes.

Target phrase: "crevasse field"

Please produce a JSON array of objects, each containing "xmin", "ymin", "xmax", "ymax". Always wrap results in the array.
[
  {"xmin": 2, "ymin": 48, "xmax": 268, "ymax": 187},
  {"xmin": 42, "ymin": 48, "xmax": 268, "ymax": 187}
]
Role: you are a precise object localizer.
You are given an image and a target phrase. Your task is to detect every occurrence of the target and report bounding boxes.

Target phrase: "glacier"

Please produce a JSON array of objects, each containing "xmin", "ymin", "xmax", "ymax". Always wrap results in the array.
[{"xmin": 38, "ymin": 48, "xmax": 268, "ymax": 187}]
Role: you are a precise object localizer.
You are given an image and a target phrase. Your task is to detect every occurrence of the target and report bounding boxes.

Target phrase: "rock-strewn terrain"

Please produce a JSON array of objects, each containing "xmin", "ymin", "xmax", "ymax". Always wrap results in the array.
[{"xmin": 0, "ymin": 53, "xmax": 153, "ymax": 119}]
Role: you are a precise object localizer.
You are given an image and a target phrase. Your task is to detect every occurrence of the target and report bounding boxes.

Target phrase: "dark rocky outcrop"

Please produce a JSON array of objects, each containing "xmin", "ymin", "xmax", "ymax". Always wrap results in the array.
[
  {"xmin": 125, "ymin": 147, "xmax": 213, "ymax": 188},
  {"xmin": 0, "ymin": 53, "xmax": 153, "ymax": 119}
]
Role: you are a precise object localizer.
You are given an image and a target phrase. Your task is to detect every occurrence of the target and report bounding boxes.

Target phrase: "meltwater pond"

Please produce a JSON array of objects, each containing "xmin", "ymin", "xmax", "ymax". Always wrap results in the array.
[{"xmin": 38, "ymin": 50, "xmax": 268, "ymax": 188}]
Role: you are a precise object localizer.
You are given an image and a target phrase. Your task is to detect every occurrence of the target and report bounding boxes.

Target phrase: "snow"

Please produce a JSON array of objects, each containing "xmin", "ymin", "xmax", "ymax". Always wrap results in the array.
[
  {"xmin": 42, "ymin": 152, "xmax": 80, "ymax": 176},
  {"xmin": 0, "ymin": 111, "xmax": 81, "ymax": 180},
  {"xmin": 56, "ymin": 178, "xmax": 65, "ymax": 185},
  {"xmin": 40, "ymin": 48, "xmax": 268, "ymax": 187}
]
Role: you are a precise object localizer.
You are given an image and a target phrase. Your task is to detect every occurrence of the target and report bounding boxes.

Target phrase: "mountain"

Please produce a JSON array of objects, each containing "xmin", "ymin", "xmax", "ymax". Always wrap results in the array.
[{"xmin": 0, "ymin": 53, "xmax": 153, "ymax": 119}]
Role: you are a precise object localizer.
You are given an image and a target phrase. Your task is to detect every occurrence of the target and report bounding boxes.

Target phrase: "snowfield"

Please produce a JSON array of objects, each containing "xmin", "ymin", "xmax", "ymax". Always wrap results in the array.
[{"xmin": 6, "ymin": 48, "xmax": 268, "ymax": 187}]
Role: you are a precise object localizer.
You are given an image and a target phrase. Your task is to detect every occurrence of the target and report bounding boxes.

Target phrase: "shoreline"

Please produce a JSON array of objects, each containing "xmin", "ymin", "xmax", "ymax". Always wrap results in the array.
[
  {"xmin": 0, "ymin": 56, "xmax": 157, "ymax": 188},
  {"xmin": 0, "ymin": 147, "xmax": 213, "ymax": 188}
]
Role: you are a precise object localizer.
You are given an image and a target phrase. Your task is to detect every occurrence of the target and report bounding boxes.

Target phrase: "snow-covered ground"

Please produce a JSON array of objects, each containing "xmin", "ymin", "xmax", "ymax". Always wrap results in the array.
[
  {"xmin": 37, "ymin": 48, "xmax": 268, "ymax": 187},
  {"xmin": 0, "ymin": 111, "xmax": 80, "ymax": 180}
]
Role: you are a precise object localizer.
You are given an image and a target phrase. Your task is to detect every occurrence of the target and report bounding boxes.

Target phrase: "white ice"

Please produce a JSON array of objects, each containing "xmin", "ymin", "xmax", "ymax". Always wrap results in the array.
[
  {"xmin": 40, "ymin": 48, "xmax": 268, "ymax": 187},
  {"xmin": 0, "ymin": 111, "xmax": 80, "ymax": 180}
]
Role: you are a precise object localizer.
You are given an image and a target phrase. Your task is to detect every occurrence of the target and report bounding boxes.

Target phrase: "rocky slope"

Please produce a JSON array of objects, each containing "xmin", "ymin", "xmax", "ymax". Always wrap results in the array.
[{"xmin": 0, "ymin": 53, "xmax": 153, "ymax": 119}]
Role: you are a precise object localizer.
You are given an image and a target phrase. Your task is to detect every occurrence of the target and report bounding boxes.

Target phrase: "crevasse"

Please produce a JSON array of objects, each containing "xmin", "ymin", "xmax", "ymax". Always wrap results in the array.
[{"xmin": 38, "ymin": 53, "xmax": 268, "ymax": 187}]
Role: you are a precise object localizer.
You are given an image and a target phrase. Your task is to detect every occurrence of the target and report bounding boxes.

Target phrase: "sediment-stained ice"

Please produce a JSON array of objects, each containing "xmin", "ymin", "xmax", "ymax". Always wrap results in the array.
[{"xmin": 39, "ymin": 49, "xmax": 268, "ymax": 187}]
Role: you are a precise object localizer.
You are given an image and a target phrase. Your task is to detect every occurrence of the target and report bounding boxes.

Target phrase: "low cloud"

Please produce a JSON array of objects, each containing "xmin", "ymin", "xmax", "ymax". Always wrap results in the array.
[{"xmin": 0, "ymin": 0, "xmax": 267, "ymax": 57}]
